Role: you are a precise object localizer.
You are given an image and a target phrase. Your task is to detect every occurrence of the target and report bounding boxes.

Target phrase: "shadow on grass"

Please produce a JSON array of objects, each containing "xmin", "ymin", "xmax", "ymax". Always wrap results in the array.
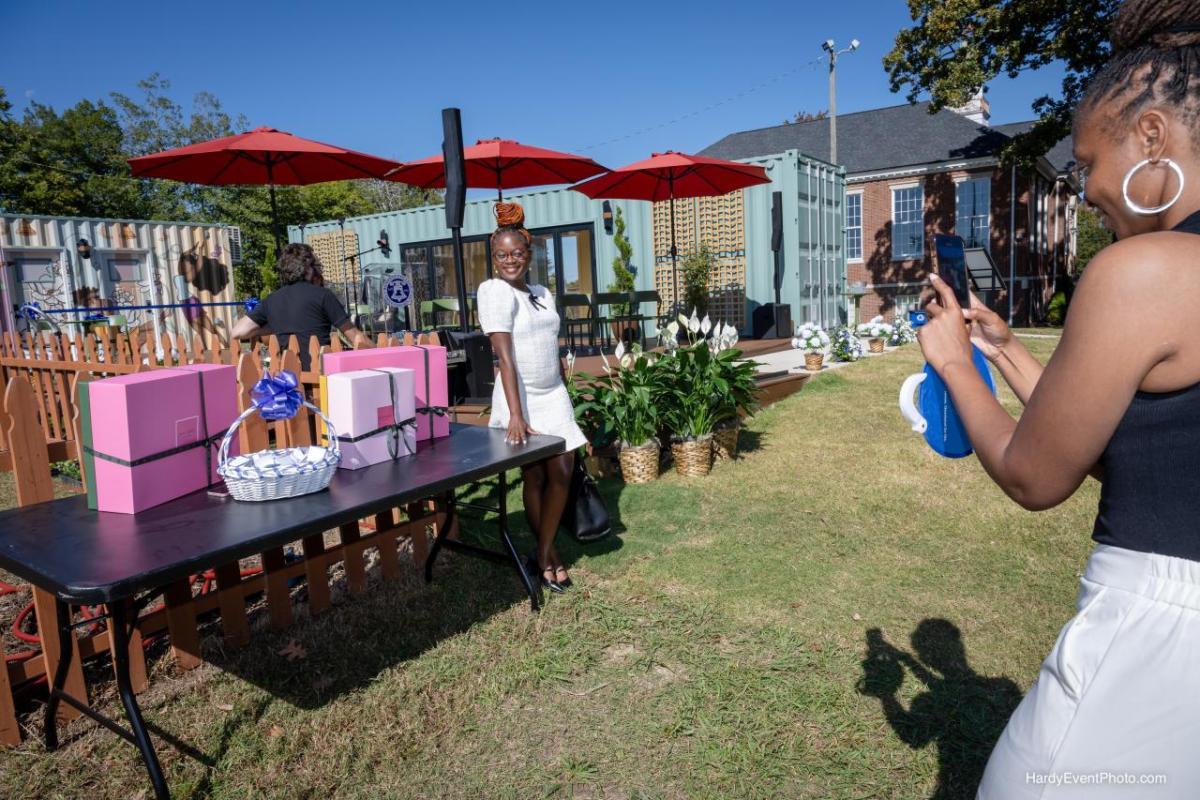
[
  {"xmin": 738, "ymin": 429, "xmax": 764, "ymax": 456},
  {"xmin": 858, "ymin": 620, "xmax": 1022, "ymax": 800},
  {"xmin": 208, "ymin": 468, "xmax": 626, "ymax": 715}
]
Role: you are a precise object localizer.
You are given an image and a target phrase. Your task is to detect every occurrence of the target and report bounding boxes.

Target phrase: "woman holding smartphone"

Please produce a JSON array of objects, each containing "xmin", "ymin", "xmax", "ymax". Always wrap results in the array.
[{"xmin": 917, "ymin": 1, "xmax": 1200, "ymax": 795}]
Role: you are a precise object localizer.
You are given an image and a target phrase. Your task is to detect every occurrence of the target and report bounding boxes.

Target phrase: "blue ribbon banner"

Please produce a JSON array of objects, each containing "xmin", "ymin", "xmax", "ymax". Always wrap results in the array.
[{"xmin": 251, "ymin": 370, "xmax": 303, "ymax": 421}]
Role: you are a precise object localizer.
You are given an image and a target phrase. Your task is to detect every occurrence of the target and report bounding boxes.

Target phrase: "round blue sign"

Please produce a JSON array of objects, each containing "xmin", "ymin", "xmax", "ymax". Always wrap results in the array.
[{"xmin": 384, "ymin": 274, "xmax": 412, "ymax": 308}]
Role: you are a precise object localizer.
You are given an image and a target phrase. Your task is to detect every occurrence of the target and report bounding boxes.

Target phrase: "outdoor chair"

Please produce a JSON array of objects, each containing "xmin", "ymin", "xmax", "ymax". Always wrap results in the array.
[
  {"xmin": 420, "ymin": 298, "xmax": 461, "ymax": 331},
  {"xmin": 627, "ymin": 290, "xmax": 667, "ymax": 344},
  {"xmin": 592, "ymin": 291, "xmax": 640, "ymax": 351},
  {"xmin": 556, "ymin": 293, "xmax": 595, "ymax": 352}
]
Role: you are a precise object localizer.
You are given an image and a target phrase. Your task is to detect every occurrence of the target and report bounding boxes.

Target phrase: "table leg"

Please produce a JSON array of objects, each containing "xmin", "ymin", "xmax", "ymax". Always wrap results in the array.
[
  {"xmin": 424, "ymin": 490, "xmax": 456, "ymax": 583},
  {"xmin": 110, "ymin": 601, "xmax": 170, "ymax": 800},
  {"xmin": 496, "ymin": 470, "xmax": 539, "ymax": 612},
  {"xmin": 43, "ymin": 598, "xmax": 73, "ymax": 750}
]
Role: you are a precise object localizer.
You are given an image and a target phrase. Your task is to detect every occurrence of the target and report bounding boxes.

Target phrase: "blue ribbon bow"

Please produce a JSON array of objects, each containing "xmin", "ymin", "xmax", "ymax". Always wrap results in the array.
[
  {"xmin": 243, "ymin": 296, "xmax": 260, "ymax": 314},
  {"xmin": 251, "ymin": 370, "xmax": 303, "ymax": 421}
]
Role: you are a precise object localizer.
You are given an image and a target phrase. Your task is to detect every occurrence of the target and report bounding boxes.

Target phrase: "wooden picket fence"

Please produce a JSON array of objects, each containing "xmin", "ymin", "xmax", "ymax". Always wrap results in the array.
[
  {"xmin": 0, "ymin": 328, "xmax": 431, "ymax": 471},
  {"xmin": 0, "ymin": 330, "xmax": 446, "ymax": 746}
]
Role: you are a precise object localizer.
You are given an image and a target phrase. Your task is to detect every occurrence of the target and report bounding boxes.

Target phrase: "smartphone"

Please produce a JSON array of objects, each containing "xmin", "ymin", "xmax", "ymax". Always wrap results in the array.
[{"xmin": 934, "ymin": 234, "xmax": 971, "ymax": 307}]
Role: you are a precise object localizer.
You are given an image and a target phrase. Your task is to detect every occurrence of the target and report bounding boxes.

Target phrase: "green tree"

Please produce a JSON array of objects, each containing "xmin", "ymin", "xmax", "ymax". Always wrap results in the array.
[
  {"xmin": 1073, "ymin": 206, "xmax": 1113, "ymax": 274},
  {"xmin": 608, "ymin": 207, "xmax": 635, "ymax": 315},
  {"xmin": 0, "ymin": 92, "xmax": 149, "ymax": 218},
  {"xmin": 884, "ymin": 0, "xmax": 1119, "ymax": 164}
]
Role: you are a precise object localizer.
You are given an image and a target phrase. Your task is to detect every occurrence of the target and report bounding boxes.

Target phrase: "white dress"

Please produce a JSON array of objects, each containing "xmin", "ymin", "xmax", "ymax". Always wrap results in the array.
[{"xmin": 476, "ymin": 279, "xmax": 588, "ymax": 451}]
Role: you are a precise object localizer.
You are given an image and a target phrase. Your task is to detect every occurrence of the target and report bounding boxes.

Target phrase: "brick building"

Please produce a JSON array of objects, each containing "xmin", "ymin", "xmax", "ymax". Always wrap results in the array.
[{"xmin": 701, "ymin": 96, "xmax": 1079, "ymax": 325}]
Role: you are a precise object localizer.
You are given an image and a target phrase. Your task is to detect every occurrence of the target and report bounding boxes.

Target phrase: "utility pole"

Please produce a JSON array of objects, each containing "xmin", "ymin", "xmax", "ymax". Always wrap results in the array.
[{"xmin": 821, "ymin": 38, "xmax": 860, "ymax": 166}]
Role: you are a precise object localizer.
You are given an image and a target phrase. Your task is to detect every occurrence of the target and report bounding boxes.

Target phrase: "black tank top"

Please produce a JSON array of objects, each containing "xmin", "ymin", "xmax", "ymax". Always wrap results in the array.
[{"xmin": 1092, "ymin": 209, "xmax": 1200, "ymax": 560}]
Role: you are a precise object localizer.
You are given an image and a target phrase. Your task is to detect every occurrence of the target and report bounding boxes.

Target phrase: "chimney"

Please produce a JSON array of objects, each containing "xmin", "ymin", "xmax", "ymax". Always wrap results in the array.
[{"xmin": 951, "ymin": 86, "xmax": 990, "ymax": 127}]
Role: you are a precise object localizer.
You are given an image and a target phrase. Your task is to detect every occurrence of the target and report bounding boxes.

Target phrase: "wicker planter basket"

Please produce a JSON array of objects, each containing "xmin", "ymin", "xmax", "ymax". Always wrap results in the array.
[
  {"xmin": 671, "ymin": 435, "xmax": 713, "ymax": 477},
  {"xmin": 804, "ymin": 351, "xmax": 824, "ymax": 372},
  {"xmin": 712, "ymin": 425, "xmax": 739, "ymax": 462},
  {"xmin": 618, "ymin": 441, "xmax": 660, "ymax": 484},
  {"xmin": 869, "ymin": 338, "xmax": 885, "ymax": 354},
  {"xmin": 217, "ymin": 401, "xmax": 341, "ymax": 502}
]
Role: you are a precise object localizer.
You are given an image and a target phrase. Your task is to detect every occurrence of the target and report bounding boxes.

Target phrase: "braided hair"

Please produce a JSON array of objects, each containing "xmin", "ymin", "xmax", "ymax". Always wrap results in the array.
[
  {"xmin": 1081, "ymin": 0, "xmax": 1200, "ymax": 145},
  {"xmin": 491, "ymin": 201, "xmax": 532, "ymax": 247}
]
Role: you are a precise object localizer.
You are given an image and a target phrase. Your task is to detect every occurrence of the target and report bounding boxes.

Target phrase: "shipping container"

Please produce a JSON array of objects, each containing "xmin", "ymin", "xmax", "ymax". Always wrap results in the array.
[
  {"xmin": 290, "ymin": 149, "xmax": 844, "ymax": 335},
  {"xmin": 0, "ymin": 213, "xmax": 242, "ymax": 347}
]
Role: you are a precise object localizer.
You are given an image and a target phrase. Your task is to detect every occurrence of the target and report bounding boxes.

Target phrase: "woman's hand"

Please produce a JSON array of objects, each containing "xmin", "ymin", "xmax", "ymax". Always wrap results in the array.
[
  {"xmin": 963, "ymin": 292, "xmax": 1013, "ymax": 362},
  {"xmin": 917, "ymin": 275, "xmax": 974, "ymax": 374},
  {"xmin": 505, "ymin": 415, "xmax": 539, "ymax": 446}
]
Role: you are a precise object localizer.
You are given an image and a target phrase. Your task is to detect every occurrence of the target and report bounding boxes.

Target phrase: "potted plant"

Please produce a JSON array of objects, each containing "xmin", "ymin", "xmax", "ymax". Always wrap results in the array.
[
  {"xmin": 857, "ymin": 316, "xmax": 893, "ymax": 354},
  {"xmin": 710, "ymin": 322, "xmax": 759, "ymax": 462},
  {"xmin": 792, "ymin": 322, "xmax": 830, "ymax": 372},
  {"xmin": 888, "ymin": 315, "xmax": 917, "ymax": 346},
  {"xmin": 606, "ymin": 207, "xmax": 640, "ymax": 344},
  {"xmin": 578, "ymin": 342, "xmax": 663, "ymax": 484},
  {"xmin": 680, "ymin": 246, "xmax": 714, "ymax": 319},
  {"xmin": 565, "ymin": 351, "xmax": 621, "ymax": 478},
  {"xmin": 658, "ymin": 310, "xmax": 721, "ymax": 477},
  {"xmin": 830, "ymin": 326, "xmax": 865, "ymax": 362}
]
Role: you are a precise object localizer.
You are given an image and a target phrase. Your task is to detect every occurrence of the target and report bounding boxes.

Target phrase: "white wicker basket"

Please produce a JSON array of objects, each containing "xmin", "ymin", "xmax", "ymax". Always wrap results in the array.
[{"xmin": 217, "ymin": 401, "xmax": 341, "ymax": 502}]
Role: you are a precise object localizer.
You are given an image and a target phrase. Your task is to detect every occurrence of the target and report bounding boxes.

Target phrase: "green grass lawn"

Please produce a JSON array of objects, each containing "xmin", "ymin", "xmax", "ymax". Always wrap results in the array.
[{"xmin": 0, "ymin": 336, "xmax": 1098, "ymax": 799}]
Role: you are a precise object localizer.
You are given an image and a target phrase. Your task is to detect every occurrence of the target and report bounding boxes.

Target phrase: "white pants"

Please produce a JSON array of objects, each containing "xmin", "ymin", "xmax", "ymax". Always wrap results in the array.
[{"xmin": 978, "ymin": 545, "xmax": 1200, "ymax": 798}]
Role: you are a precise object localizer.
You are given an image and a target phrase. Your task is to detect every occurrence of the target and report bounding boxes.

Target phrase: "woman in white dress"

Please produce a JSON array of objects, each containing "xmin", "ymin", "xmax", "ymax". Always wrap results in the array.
[{"xmin": 476, "ymin": 202, "xmax": 588, "ymax": 593}]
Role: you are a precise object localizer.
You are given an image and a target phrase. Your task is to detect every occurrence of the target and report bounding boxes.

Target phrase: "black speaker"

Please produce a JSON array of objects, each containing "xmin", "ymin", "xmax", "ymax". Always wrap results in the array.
[
  {"xmin": 442, "ymin": 108, "xmax": 467, "ymax": 230},
  {"xmin": 441, "ymin": 330, "xmax": 495, "ymax": 403},
  {"xmin": 771, "ymin": 191, "xmax": 783, "ymax": 252},
  {"xmin": 752, "ymin": 303, "xmax": 792, "ymax": 340}
]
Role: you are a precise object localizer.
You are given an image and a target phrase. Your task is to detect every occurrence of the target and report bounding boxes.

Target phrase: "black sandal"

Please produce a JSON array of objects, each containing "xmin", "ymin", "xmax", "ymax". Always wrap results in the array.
[{"xmin": 526, "ymin": 555, "xmax": 564, "ymax": 594}]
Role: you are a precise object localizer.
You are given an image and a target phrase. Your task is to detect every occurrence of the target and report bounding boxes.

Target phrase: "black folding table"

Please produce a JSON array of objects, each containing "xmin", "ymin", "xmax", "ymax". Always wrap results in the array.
[{"xmin": 0, "ymin": 424, "xmax": 563, "ymax": 799}]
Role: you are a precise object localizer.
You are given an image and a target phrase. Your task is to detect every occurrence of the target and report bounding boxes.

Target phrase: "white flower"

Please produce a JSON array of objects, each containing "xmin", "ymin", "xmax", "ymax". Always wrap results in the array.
[
  {"xmin": 565, "ymin": 349, "xmax": 576, "ymax": 371},
  {"xmin": 791, "ymin": 337, "xmax": 802, "ymax": 350},
  {"xmin": 614, "ymin": 341, "xmax": 625, "ymax": 361},
  {"xmin": 701, "ymin": 314, "xmax": 712, "ymax": 335},
  {"xmin": 677, "ymin": 313, "xmax": 689, "ymax": 328},
  {"xmin": 667, "ymin": 320, "xmax": 680, "ymax": 337},
  {"xmin": 619, "ymin": 354, "xmax": 633, "ymax": 368},
  {"xmin": 688, "ymin": 309, "xmax": 700, "ymax": 334}
]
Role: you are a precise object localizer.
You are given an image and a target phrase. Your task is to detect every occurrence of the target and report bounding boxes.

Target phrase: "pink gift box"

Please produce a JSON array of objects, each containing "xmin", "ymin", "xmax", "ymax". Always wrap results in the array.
[
  {"xmin": 326, "ymin": 367, "xmax": 416, "ymax": 470},
  {"xmin": 322, "ymin": 345, "xmax": 449, "ymax": 440},
  {"xmin": 83, "ymin": 364, "xmax": 239, "ymax": 514}
]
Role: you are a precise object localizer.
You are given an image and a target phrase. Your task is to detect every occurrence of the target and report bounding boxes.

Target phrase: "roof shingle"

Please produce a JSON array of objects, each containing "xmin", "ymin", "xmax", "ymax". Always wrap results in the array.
[{"xmin": 699, "ymin": 102, "xmax": 1074, "ymax": 175}]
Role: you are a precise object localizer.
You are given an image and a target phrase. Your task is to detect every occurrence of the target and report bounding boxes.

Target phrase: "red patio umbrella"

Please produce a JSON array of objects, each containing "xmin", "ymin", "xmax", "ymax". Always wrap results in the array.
[
  {"xmin": 128, "ymin": 126, "xmax": 402, "ymax": 255},
  {"xmin": 385, "ymin": 138, "xmax": 608, "ymax": 200},
  {"xmin": 572, "ymin": 151, "xmax": 770, "ymax": 309}
]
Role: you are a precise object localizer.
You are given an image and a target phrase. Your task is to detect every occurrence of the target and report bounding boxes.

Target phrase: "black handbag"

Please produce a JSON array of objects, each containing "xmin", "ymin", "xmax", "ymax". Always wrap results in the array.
[{"xmin": 562, "ymin": 458, "xmax": 612, "ymax": 542}]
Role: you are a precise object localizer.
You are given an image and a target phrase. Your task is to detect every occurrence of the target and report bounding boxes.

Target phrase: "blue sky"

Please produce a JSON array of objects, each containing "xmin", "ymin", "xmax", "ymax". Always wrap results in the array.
[{"xmin": 3, "ymin": 0, "xmax": 1066, "ymax": 171}]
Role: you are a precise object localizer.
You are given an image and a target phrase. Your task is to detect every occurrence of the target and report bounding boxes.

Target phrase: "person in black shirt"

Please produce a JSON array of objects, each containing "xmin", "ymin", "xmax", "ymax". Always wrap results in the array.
[{"xmin": 232, "ymin": 243, "xmax": 368, "ymax": 367}]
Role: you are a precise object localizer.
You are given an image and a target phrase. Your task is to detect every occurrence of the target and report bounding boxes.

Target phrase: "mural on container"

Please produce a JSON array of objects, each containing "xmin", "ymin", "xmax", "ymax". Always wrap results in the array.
[{"xmin": 0, "ymin": 215, "xmax": 239, "ymax": 348}]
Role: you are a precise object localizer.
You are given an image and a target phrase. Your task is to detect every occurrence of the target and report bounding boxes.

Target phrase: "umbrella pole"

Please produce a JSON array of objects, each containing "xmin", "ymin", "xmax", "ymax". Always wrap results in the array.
[
  {"xmin": 669, "ymin": 174, "xmax": 680, "ymax": 314},
  {"xmin": 269, "ymin": 182, "xmax": 282, "ymax": 259}
]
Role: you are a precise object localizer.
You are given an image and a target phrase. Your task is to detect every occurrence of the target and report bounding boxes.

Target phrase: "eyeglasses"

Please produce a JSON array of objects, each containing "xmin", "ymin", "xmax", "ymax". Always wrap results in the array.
[{"xmin": 494, "ymin": 250, "xmax": 528, "ymax": 262}]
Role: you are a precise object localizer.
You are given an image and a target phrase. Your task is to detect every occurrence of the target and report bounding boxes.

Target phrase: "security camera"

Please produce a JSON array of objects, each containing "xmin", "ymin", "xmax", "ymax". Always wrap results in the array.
[
  {"xmin": 850, "ymin": 38, "xmax": 861, "ymax": 50},
  {"xmin": 822, "ymin": 39, "xmax": 835, "ymax": 52}
]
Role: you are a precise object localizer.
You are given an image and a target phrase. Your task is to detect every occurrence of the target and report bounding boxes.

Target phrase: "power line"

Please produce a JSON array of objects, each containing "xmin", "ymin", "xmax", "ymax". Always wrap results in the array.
[{"xmin": 577, "ymin": 54, "xmax": 827, "ymax": 153}]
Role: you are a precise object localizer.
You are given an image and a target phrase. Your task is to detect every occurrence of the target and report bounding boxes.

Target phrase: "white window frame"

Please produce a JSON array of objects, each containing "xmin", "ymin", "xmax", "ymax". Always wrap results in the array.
[
  {"xmin": 891, "ymin": 183, "xmax": 924, "ymax": 261},
  {"xmin": 845, "ymin": 190, "xmax": 863, "ymax": 263},
  {"xmin": 954, "ymin": 175, "xmax": 991, "ymax": 250},
  {"xmin": 895, "ymin": 293, "xmax": 922, "ymax": 316}
]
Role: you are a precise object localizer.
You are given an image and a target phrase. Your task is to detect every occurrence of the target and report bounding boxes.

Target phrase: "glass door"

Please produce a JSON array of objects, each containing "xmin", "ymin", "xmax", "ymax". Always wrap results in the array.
[{"xmin": 528, "ymin": 233, "xmax": 555, "ymax": 290}]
